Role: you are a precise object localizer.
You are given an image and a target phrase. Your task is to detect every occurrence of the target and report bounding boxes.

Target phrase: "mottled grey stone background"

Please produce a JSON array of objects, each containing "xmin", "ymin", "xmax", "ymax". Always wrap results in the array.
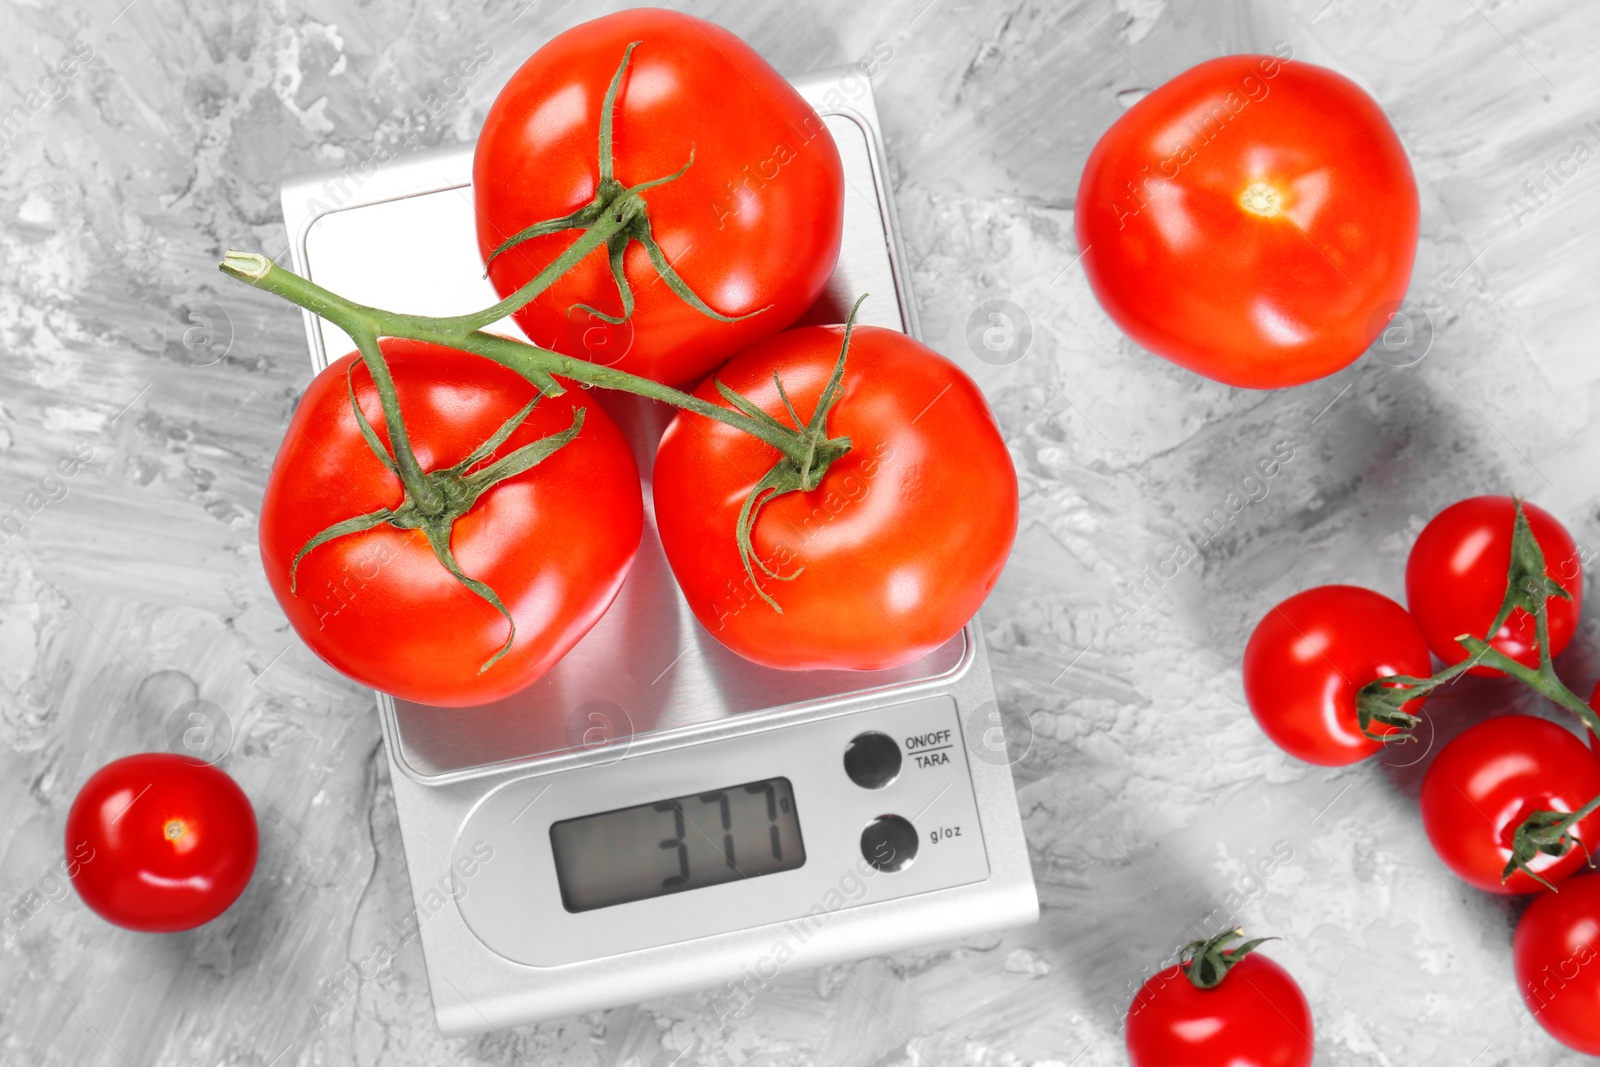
[{"xmin": 2, "ymin": 0, "xmax": 1598, "ymax": 1064}]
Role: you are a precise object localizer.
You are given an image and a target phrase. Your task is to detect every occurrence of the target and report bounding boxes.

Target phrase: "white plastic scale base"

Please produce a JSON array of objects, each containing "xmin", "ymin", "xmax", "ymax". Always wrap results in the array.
[{"xmin": 279, "ymin": 70, "xmax": 1038, "ymax": 1036}]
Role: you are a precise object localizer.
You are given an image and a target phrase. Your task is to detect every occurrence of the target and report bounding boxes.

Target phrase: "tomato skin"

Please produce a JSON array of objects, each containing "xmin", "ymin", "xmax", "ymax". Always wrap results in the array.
[
  {"xmin": 1515, "ymin": 874, "xmax": 1600, "ymax": 1055},
  {"xmin": 1126, "ymin": 954, "xmax": 1313, "ymax": 1067},
  {"xmin": 475, "ymin": 9, "xmax": 845, "ymax": 385},
  {"xmin": 652, "ymin": 325, "xmax": 1017, "ymax": 671},
  {"xmin": 1242, "ymin": 585, "xmax": 1432, "ymax": 766},
  {"xmin": 1419, "ymin": 715, "xmax": 1600, "ymax": 894},
  {"xmin": 1076, "ymin": 54, "xmax": 1418, "ymax": 389},
  {"xmin": 66, "ymin": 754, "xmax": 258, "ymax": 933},
  {"xmin": 260, "ymin": 340, "xmax": 643, "ymax": 707},
  {"xmin": 1405, "ymin": 496, "xmax": 1582, "ymax": 675}
]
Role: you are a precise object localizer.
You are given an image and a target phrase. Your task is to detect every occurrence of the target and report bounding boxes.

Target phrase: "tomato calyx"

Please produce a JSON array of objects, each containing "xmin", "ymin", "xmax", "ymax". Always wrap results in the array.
[
  {"xmin": 1179, "ymin": 928, "xmax": 1278, "ymax": 990},
  {"xmin": 1353, "ymin": 675, "xmax": 1433, "ymax": 742},
  {"xmin": 289, "ymin": 363, "xmax": 585, "ymax": 673},
  {"xmin": 718, "ymin": 295, "xmax": 860, "ymax": 612},
  {"xmin": 1357, "ymin": 499, "xmax": 1600, "ymax": 744},
  {"xmin": 483, "ymin": 41, "xmax": 771, "ymax": 331},
  {"xmin": 1503, "ymin": 795, "xmax": 1600, "ymax": 891}
]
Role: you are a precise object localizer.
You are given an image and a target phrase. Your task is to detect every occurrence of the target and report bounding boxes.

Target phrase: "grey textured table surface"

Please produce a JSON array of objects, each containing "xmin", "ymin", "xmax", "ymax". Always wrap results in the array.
[{"xmin": 3, "ymin": 0, "xmax": 1599, "ymax": 1064}]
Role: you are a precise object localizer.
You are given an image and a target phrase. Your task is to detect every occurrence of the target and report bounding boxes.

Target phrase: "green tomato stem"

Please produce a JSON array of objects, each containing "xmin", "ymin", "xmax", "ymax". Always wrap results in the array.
[
  {"xmin": 1179, "ymin": 928, "xmax": 1277, "ymax": 990},
  {"xmin": 218, "ymin": 251, "xmax": 823, "ymax": 467},
  {"xmin": 1456, "ymin": 636, "xmax": 1600, "ymax": 737},
  {"xmin": 350, "ymin": 328, "xmax": 446, "ymax": 516},
  {"xmin": 431, "ymin": 197, "xmax": 634, "ymax": 334}
]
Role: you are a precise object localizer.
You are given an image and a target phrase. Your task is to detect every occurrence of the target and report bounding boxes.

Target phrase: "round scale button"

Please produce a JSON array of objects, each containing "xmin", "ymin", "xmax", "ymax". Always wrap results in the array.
[
  {"xmin": 860, "ymin": 814, "xmax": 918, "ymax": 872},
  {"xmin": 844, "ymin": 731, "xmax": 902, "ymax": 789}
]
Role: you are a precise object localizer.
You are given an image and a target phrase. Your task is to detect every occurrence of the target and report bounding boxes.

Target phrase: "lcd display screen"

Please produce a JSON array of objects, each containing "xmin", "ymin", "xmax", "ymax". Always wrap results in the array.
[{"xmin": 550, "ymin": 777, "xmax": 806, "ymax": 912}]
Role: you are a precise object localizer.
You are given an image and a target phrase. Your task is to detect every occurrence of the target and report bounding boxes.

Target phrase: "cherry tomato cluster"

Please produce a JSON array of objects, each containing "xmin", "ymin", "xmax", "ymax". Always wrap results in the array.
[
  {"xmin": 1244, "ymin": 494, "xmax": 1600, "ymax": 1054},
  {"xmin": 244, "ymin": 10, "xmax": 1018, "ymax": 707}
]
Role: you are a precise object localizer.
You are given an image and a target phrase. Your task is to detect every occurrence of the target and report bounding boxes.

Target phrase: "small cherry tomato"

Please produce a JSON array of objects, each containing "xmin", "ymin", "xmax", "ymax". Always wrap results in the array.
[
  {"xmin": 1405, "ymin": 496, "xmax": 1581, "ymax": 675},
  {"xmin": 1126, "ymin": 946, "xmax": 1313, "ymax": 1067},
  {"xmin": 1515, "ymin": 874, "xmax": 1600, "ymax": 1055},
  {"xmin": 1242, "ymin": 585, "xmax": 1432, "ymax": 765},
  {"xmin": 1419, "ymin": 715, "xmax": 1600, "ymax": 895},
  {"xmin": 66, "ymin": 753, "xmax": 258, "ymax": 932}
]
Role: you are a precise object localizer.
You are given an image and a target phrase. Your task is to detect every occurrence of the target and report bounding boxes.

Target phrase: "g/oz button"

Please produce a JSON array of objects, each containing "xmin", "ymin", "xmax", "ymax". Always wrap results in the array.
[
  {"xmin": 844, "ymin": 731, "xmax": 902, "ymax": 789},
  {"xmin": 860, "ymin": 815, "xmax": 919, "ymax": 872}
]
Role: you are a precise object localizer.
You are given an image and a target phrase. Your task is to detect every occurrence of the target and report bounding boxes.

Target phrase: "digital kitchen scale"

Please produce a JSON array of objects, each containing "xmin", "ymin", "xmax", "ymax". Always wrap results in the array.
[{"xmin": 279, "ymin": 70, "xmax": 1037, "ymax": 1036}]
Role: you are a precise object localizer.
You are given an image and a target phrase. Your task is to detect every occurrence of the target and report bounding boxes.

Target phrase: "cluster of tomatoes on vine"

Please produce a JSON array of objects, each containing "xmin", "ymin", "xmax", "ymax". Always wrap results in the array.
[
  {"xmin": 1124, "ymin": 499, "xmax": 1600, "ymax": 1065},
  {"xmin": 1241, "ymin": 494, "xmax": 1600, "ymax": 1056},
  {"xmin": 237, "ymin": 8, "xmax": 1019, "ymax": 710}
]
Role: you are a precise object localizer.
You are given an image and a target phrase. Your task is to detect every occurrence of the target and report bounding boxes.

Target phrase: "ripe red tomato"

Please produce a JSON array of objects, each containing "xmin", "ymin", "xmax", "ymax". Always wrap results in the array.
[
  {"xmin": 1126, "ymin": 952, "xmax": 1313, "ymax": 1067},
  {"xmin": 260, "ymin": 339, "xmax": 642, "ymax": 707},
  {"xmin": 66, "ymin": 753, "xmax": 257, "ymax": 932},
  {"xmin": 1405, "ymin": 496, "xmax": 1581, "ymax": 675},
  {"xmin": 1242, "ymin": 585, "xmax": 1432, "ymax": 765},
  {"xmin": 652, "ymin": 325, "xmax": 1017, "ymax": 671},
  {"xmin": 475, "ymin": 9, "xmax": 845, "ymax": 385},
  {"xmin": 1419, "ymin": 715, "xmax": 1600, "ymax": 894},
  {"xmin": 1076, "ymin": 52, "xmax": 1418, "ymax": 388},
  {"xmin": 1515, "ymin": 874, "xmax": 1600, "ymax": 1055}
]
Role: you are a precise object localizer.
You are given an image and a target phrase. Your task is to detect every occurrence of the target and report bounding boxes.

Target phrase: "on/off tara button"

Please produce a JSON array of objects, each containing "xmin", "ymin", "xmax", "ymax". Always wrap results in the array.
[{"xmin": 844, "ymin": 731, "xmax": 902, "ymax": 789}]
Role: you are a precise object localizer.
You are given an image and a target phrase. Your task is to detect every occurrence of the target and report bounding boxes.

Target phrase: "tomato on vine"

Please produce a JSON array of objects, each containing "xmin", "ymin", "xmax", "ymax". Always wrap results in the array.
[
  {"xmin": 475, "ymin": 9, "xmax": 845, "ymax": 385},
  {"xmin": 67, "ymin": 754, "xmax": 258, "ymax": 932},
  {"xmin": 1419, "ymin": 715, "xmax": 1600, "ymax": 894},
  {"xmin": 652, "ymin": 316, "xmax": 1016, "ymax": 671},
  {"xmin": 1126, "ymin": 930, "xmax": 1313, "ymax": 1067},
  {"xmin": 1405, "ymin": 496, "xmax": 1581, "ymax": 675},
  {"xmin": 259, "ymin": 339, "xmax": 642, "ymax": 707},
  {"xmin": 1243, "ymin": 585, "xmax": 1432, "ymax": 765}
]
